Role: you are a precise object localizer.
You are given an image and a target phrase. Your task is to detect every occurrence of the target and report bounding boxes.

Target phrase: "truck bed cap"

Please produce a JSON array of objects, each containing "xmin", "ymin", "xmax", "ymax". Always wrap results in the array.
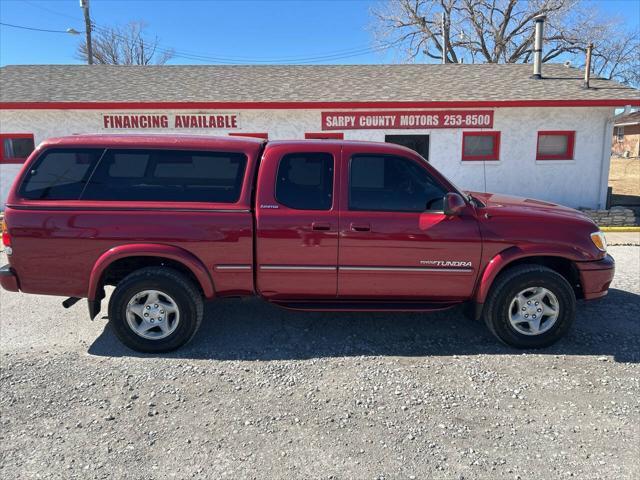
[{"xmin": 39, "ymin": 133, "xmax": 265, "ymax": 150}]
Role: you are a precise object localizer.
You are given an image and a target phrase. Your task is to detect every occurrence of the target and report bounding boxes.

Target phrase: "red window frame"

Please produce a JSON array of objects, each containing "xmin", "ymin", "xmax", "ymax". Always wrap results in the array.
[
  {"xmin": 228, "ymin": 132, "xmax": 269, "ymax": 139},
  {"xmin": 461, "ymin": 131, "xmax": 500, "ymax": 161},
  {"xmin": 305, "ymin": 132, "xmax": 344, "ymax": 140},
  {"xmin": 0, "ymin": 133, "xmax": 35, "ymax": 164},
  {"xmin": 536, "ymin": 131, "xmax": 575, "ymax": 160}
]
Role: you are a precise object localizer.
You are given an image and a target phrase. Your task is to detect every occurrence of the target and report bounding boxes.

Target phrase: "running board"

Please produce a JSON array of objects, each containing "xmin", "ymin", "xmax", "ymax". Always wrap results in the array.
[{"xmin": 272, "ymin": 300, "xmax": 461, "ymax": 312}]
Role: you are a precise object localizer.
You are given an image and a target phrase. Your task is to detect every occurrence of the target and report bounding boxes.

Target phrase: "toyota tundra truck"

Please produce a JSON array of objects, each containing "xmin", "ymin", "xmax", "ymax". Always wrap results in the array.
[{"xmin": 0, "ymin": 134, "xmax": 614, "ymax": 352}]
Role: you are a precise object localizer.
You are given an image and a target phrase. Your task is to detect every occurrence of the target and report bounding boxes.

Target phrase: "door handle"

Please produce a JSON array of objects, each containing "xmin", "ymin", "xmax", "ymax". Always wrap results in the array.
[
  {"xmin": 312, "ymin": 222, "xmax": 331, "ymax": 231},
  {"xmin": 350, "ymin": 223, "xmax": 371, "ymax": 232}
]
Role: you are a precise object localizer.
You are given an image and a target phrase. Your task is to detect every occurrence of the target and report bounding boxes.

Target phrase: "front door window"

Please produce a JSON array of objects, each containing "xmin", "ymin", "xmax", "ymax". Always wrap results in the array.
[{"xmin": 349, "ymin": 155, "xmax": 445, "ymax": 212}]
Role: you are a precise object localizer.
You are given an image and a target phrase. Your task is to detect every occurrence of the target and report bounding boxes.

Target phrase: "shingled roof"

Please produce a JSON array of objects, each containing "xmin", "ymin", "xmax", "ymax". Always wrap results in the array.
[
  {"xmin": 0, "ymin": 63, "xmax": 638, "ymax": 105},
  {"xmin": 614, "ymin": 110, "xmax": 640, "ymax": 126}
]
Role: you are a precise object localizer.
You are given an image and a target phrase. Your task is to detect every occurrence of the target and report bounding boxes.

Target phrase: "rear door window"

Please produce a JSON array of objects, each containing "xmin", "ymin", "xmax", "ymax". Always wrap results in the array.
[
  {"xmin": 275, "ymin": 153, "xmax": 334, "ymax": 210},
  {"xmin": 19, "ymin": 148, "xmax": 104, "ymax": 200},
  {"xmin": 82, "ymin": 149, "xmax": 247, "ymax": 203}
]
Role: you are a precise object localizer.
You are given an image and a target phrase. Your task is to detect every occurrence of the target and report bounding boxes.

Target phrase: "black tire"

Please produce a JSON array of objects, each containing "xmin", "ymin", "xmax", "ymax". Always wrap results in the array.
[
  {"xmin": 108, "ymin": 267, "xmax": 203, "ymax": 353},
  {"xmin": 483, "ymin": 265, "xmax": 576, "ymax": 349}
]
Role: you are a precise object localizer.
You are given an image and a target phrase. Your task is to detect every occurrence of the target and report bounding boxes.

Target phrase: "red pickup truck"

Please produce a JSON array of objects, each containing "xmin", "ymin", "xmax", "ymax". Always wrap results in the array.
[{"xmin": 1, "ymin": 134, "xmax": 613, "ymax": 352}]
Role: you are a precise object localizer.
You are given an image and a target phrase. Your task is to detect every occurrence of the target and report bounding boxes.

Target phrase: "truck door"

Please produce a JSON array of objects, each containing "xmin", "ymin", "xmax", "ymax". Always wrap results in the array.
[
  {"xmin": 255, "ymin": 143, "xmax": 341, "ymax": 299},
  {"xmin": 337, "ymin": 146, "xmax": 482, "ymax": 300}
]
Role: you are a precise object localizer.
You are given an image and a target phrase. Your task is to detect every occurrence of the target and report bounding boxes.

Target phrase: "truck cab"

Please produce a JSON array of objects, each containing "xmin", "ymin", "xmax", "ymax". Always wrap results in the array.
[
  {"xmin": 255, "ymin": 140, "xmax": 482, "ymax": 303},
  {"xmin": 1, "ymin": 134, "xmax": 614, "ymax": 352}
]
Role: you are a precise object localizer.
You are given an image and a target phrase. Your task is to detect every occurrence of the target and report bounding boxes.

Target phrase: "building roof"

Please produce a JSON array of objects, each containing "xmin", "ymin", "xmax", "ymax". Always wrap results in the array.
[
  {"xmin": 0, "ymin": 64, "xmax": 638, "ymax": 107},
  {"xmin": 614, "ymin": 110, "xmax": 640, "ymax": 126}
]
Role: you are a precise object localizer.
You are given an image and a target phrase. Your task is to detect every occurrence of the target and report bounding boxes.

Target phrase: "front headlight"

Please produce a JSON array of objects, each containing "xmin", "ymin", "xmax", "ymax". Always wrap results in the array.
[{"xmin": 590, "ymin": 231, "xmax": 607, "ymax": 252}]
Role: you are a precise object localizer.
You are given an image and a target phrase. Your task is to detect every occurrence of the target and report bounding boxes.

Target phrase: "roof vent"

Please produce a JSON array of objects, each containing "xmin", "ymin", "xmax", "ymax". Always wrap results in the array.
[
  {"xmin": 531, "ymin": 15, "xmax": 546, "ymax": 79},
  {"xmin": 583, "ymin": 43, "xmax": 594, "ymax": 89}
]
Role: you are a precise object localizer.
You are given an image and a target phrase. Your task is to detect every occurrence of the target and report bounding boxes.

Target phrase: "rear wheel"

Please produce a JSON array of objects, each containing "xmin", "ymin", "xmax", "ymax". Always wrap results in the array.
[
  {"xmin": 108, "ymin": 267, "xmax": 203, "ymax": 353},
  {"xmin": 483, "ymin": 265, "xmax": 576, "ymax": 349}
]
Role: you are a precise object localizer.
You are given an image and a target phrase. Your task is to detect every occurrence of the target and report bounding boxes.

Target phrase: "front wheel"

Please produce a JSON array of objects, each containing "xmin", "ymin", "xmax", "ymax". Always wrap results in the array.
[
  {"xmin": 483, "ymin": 265, "xmax": 576, "ymax": 349},
  {"xmin": 108, "ymin": 267, "xmax": 203, "ymax": 353}
]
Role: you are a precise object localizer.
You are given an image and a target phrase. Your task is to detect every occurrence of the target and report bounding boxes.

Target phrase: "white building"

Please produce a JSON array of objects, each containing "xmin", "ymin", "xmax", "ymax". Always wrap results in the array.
[{"xmin": 1, "ymin": 64, "xmax": 638, "ymax": 209}]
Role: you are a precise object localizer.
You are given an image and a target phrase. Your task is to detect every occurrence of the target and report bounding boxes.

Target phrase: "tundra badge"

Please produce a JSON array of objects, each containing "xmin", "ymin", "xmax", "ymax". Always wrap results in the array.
[{"xmin": 420, "ymin": 260, "xmax": 472, "ymax": 268}]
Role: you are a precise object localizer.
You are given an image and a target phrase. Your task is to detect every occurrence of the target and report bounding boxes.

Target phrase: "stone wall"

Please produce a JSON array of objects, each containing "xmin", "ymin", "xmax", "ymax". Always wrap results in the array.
[{"xmin": 580, "ymin": 206, "xmax": 639, "ymax": 226}]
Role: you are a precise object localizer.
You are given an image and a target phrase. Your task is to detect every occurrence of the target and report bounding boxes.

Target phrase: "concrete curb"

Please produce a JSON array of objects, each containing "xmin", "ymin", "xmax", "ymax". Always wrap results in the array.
[{"xmin": 600, "ymin": 226, "xmax": 640, "ymax": 232}]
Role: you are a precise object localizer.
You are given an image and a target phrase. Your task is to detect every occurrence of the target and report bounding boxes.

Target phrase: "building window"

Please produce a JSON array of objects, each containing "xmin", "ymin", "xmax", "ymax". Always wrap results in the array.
[
  {"xmin": 461, "ymin": 131, "xmax": 500, "ymax": 161},
  {"xmin": 305, "ymin": 132, "xmax": 344, "ymax": 140},
  {"xmin": 275, "ymin": 153, "xmax": 334, "ymax": 210},
  {"xmin": 385, "ymin": 134, "xmax": 430, "ymax": 161},
  {"xmin": 615, "ymin": 126, "xmax": 624, "ymax": 143},
  {"xmin": 0, "ymin": 133, "xmax": 35, "ymax": 164},
  {"xmin": 228, "ymin": 132, "xmax": 268, "ymax": 139},
  {"xmin": 536, "ymin": 131, "xmax": 575, "ymax": 160}
]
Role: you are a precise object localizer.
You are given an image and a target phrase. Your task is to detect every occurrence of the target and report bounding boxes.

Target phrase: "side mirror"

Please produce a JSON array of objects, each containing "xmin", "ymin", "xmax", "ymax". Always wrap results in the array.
[{"xmin": 443, "ymin": 192, "xmax": 466, "ymax": 216}]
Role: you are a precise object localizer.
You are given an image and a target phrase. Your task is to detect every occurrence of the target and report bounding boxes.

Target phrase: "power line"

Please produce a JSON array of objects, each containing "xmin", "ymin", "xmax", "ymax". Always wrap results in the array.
[
  {"xmin": 2, "ymin": 17, "xmax": 396, "ymax": 64},
  {"xmin": 87, "ymin": 19, "xmax": 402, "ymax": 64},
  {"xmin": 81, "ymin": 21, "xmax": 400, "ymax": 63},
  {"xmin": 20, "ymin": 0, "xmax": 398, "ymax": 64},
  {"xmin": 0, "ymin": 22, "xmax": 82, "ymax": 34}
]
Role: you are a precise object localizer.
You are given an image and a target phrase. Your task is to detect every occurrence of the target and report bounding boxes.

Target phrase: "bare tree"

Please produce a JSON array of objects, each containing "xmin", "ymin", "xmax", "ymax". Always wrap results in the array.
[
  {"xmin": 372, "ymin": 0, "xmax": 639, "ymax": 85},
  {"xmin": 589, "ymin": 29, "xmax": 639, "ymax": 87},
  {"xmin": 76, "ymin": 21, "xmax": 174, "ymax": 65}
]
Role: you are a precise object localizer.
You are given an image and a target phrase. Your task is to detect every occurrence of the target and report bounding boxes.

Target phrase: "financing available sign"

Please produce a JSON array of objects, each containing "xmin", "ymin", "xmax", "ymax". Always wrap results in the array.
[
  {"xmin": 102, "ymin": 113, "xmax": 240, "ymax": 130},
  {"xmin": 322, "ymin": 110, "xmax": 494, "ymax": 130}
]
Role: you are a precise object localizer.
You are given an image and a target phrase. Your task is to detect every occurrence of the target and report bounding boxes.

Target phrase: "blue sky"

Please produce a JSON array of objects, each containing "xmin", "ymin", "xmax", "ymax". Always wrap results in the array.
[{"xmin": 0, "ymin": 0, "xmax": 638, "ymax": 66}]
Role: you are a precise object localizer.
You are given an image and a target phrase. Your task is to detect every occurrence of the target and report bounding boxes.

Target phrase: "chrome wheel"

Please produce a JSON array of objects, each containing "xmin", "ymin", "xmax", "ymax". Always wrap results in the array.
[
  {"xmin": 125, "ymin": 290, "xmax": 180, "ymax": 340},
  {"xmin": 508, "ymin": 287, "xmax": 559, "ymax": 336}
]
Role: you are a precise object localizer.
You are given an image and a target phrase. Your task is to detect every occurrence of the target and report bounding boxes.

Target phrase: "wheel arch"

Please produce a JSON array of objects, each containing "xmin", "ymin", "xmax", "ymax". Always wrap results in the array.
[
  {"xmin": 88, "ymin": 244, "xmax": 215, "ymax": 305},
  {"xmin": 474, "ymin": 247, "xmax": 582, "ymax": 311}
]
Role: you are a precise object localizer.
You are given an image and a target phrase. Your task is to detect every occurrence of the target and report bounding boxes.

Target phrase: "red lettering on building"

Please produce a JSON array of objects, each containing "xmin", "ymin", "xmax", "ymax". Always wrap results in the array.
[
  {"xmin": 322, "ymin": 110, "xmax": 494, "ymax": 130},
  {"xmin": 102, "ymin": 113, "xmax": 238, "ymax": 130}
]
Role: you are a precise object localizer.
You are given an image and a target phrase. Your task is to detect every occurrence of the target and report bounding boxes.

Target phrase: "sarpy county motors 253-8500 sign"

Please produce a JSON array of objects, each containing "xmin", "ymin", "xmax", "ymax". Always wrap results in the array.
[{"xmin": 322, "ymin": 110, "xmax": 494, "ymax": 130}]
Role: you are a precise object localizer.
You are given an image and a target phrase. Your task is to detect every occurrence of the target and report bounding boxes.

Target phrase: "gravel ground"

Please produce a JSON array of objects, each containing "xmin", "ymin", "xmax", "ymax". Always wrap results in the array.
[{"xmin": 1, "ymin": 247, "xmax": 639, "ymax": 479}]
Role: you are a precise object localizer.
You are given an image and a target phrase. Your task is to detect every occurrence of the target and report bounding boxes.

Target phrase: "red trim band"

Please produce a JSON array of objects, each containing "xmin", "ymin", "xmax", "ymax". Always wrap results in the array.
[
  {"xmin": 1, "ymin": 99, "xmax": 639, "ymax": 110},
  {"xmin": 228, "ymin": 132, "xmax": 269, "ymax": 139},
  {"xmin": 305, "ymin": 132, "xmax": 344, "ymax": 139}
]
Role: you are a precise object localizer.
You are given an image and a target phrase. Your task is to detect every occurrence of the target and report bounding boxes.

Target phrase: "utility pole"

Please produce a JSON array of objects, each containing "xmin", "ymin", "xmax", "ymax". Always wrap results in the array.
[{"xmin": 80, "ymin": 0, "xmax": 93, "ymax": 64}]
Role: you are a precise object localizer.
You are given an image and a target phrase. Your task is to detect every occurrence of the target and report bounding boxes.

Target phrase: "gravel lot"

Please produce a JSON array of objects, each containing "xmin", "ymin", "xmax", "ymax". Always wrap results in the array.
[{"xmin": 1, "ymin": 246, "xmax": 639, "ymax": 479}]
